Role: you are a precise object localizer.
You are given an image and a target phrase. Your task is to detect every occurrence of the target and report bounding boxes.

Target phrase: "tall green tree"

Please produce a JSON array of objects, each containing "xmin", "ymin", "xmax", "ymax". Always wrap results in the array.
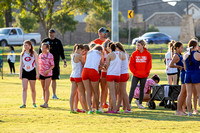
[
  {"xmin": 53, "ymin": 13, "xmax": 78, "ymax": 42},
  {"xmin": 14, "ymin": 0, "xmax": 110, "ymax": 36},
  {"xmin": 14, "ymin": 12, "xmax": 39, "ymax": 33},
  {"xmin": 0, "ymin": 16, "xmax": 5, "ymax": 28},
  {"xmin": 0, "ymin": 0, "xmax": 13, "ymax": 27},
  {"xmin": 84, "ymin": 8, "xmax": 124, "ymax": 33}
]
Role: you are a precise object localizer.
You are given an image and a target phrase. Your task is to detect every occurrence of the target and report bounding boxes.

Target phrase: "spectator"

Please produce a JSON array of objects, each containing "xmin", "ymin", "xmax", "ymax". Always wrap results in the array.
[{"xmin": 7, "ymin": 46, "xmax": 16, "ymax": 74}]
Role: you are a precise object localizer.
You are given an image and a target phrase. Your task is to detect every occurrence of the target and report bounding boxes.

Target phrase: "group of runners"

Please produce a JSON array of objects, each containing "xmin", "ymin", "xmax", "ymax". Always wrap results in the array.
[{"xmin": 18, "ymin": 27, "xmax": 200, "ymax": 116}]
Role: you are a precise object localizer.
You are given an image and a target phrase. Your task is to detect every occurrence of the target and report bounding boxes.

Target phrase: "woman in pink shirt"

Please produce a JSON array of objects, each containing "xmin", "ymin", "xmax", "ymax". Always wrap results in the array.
[
  {"xmin": 38, "ymin": 43, "xmax": 54, "ymax": 108},
  {"xmin": 134, "ymin": 75, "xmax": 160, "ymax": 105}
]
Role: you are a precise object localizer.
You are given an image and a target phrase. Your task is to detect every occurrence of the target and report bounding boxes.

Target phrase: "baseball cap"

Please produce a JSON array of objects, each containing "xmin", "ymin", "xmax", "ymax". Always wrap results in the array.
[
  {"xmin": 98, "ymin": 27, "xmax": 109, "ymax": 33},
  {"xmin": 49, "ymin": 29, "xmax": 55, "ymax": 33}
]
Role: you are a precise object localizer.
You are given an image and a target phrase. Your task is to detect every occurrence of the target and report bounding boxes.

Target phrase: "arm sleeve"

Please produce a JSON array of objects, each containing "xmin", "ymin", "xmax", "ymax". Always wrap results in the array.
[
  {"xmin": 59, "ymin": 40, "xmax": 65, "ymax": 60},
  {"xmin": 146, "ymin": 53, "xmax": 152, "ymax": 74},
  {"xmin": 129, "ymin": 53, "xmax": 136, "ymax": 75}
]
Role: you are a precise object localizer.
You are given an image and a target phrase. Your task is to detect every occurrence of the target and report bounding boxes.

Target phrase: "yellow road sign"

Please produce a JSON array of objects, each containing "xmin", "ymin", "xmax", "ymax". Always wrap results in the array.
[{"xmin": 128, "ymin": 10, "xmax": 133, "ymax": 18}]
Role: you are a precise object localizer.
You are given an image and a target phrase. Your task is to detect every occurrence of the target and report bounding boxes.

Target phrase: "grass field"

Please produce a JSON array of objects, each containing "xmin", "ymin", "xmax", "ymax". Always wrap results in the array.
[{"xmin": 0, "ymin": 45, "xmax": 200, "ymax": 133}]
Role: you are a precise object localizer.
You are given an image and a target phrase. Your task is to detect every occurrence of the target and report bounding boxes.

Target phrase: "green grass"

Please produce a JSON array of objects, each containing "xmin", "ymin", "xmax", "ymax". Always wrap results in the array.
[{"xmin": 1, "ymin": 46, "xmax": 200, "ymax": 132}]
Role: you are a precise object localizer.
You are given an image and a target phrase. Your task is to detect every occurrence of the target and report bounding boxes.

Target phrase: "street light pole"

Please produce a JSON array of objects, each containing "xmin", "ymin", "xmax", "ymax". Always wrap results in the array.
[{"xmin": 111, "ymin": 0, "xmax": 119, "ymax": 42}]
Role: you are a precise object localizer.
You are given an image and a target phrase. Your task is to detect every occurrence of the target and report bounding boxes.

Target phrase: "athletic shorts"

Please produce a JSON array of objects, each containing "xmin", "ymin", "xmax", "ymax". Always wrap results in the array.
[
  {"xmin": 180, "ymin": 70, "xmax": 185, "ymax": 84},
  {"xmin": 167, "ymin": 72, "xmax": 178, "ymax": 76},
  {"xmin": 22, "ymin": 68, "xmax": 36, "ymax": 80},
  {"xmin": 40, "ymin": 75, "xmax": 52, "ymax": 80},
  {"xmin": 70, "ymin": 77, "xmax": 82, "ymax": 83},
  {"xmin": 52, "ymin": 66, "xmax": 60, "ymax": 80},
  {"xmin": 185, "ymin": 71, "xmax": 200, "ymax": 84},
  {"xmin": 120, "ymin": 73, "xmax": 129, "ymax": 82},
  {"xmin": 82, "ymin": 68, "xmax": 100, "ymax": 82},
  {"xmin": 106, "ymin": 75, "xmax": 120, "ymax": 83},
  {"xmin": 101, "ymin": 71, "xmax": 107, "ymax": 78}
]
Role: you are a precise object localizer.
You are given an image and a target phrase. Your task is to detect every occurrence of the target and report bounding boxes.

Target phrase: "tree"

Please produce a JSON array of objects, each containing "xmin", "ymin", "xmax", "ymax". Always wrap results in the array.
[
  {"xmin": 84, "ymin": 8, "xmax": 124, "ymax": 33},
  {"xmin": 14, "ymin": 0, "xmax": 111, "ymax": 36},
  {"xmin": 0, "ymin": 0, "xmax": 13, "ymax": 27},
  {"xmin": 0, "ymin": 16, "xmax": 5, "ymax": 28},
  {"xmin": 14, "ymin": 12, "xmax": 39, "ymax": 33},
  {"xmin": 146, "ymin": 25, "xmax": 159, "ymax": 32},
  {"xmin": 53, "ymin": 13, "xmax": 78, "ymax": 42}
]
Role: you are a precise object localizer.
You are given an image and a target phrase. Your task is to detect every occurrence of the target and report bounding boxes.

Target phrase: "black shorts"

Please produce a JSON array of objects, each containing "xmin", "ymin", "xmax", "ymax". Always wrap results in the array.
[
  {"xmin": 167, "ymin": 72, "xmax": 178, "ymax": 76},
  {"xmin": 39, "ymin": 75, "xmax": 52, "ymax": 80},
  {"xmin": 52, "ymin": 66, "xmax": 60, "ymax": 80},
  {"xmin": 22, "ymin": 68, "xmax": 36, "ymax": 80}
]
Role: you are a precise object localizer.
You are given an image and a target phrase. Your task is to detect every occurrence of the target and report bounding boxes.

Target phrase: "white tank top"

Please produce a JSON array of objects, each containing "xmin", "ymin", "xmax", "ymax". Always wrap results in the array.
[
  {"xmin": 107, "ymin": 51, "xmax": 122, "ymax": 76},
  {"xmin": 70, "ymin": 53, "xmax": 83, "ymax": 78},
  {"xmin": 121, "ymin": 52, "xmax": 129, "ymax": 74},
  {"xmin": 22, "ymin": 52, "xmax": 35, "ymax": 72},
  {"xmin": 84, "ymin": 50, "xmax": 101, "ymax": 72},
  {"xmin": 165, "ymin": 52, "xmax": 178, "ymax": 74}
]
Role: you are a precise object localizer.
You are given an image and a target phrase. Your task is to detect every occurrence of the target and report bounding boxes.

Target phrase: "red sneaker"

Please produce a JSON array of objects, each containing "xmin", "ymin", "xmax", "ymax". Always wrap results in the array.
[{"xmin": 77, "ymin": 109, "xmax": 83, "ymax": 113}]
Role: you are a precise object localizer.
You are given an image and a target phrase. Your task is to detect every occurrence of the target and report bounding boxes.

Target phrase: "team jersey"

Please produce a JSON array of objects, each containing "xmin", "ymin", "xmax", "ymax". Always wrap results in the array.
[
  {"xmin": 165, "ymin": 52, "xmax": 178, "ymax": 74},
  {"xmin": 84, "ymin": 50, "xmax": 101, "ymax": 72},
  {"xmin": 107, "ymin": 51, "xmax": 122, "ymax": 76},
  {"xmin": 70, "ymin": 53, "xmax": 83, "ymax": 78},
  {"xmin": 121, "ymin": 52, "xmax": 129, "ymax": 74},
  {"xmin": 22, "ymin": 52, "xmax": 35, "ymax": 72}
]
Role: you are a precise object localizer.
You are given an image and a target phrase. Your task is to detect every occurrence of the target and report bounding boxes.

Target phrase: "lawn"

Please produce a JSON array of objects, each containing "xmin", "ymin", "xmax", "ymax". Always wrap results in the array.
[{"xmin": 0, "ymin": 45, "xmax": 200, "ymax": 133}]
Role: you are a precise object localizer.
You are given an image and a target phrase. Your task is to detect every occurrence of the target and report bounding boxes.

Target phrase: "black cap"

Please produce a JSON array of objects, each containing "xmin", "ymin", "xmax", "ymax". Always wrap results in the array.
[
  {"xmin": 98, "ymin": 27, "xmax": 109, "ymax": 33},
  {"xmin": 49, "ymin": 29, "xmax": 55, "ymax": 33}
]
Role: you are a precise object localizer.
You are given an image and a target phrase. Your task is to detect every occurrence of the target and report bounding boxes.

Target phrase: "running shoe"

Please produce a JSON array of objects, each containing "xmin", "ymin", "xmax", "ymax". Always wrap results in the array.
[
  {"xmin": 135, "ymin": 100, "xmax": 139, "ymax": 106},
  {"xmin": 33, "ymin": 103, "xmax": 37, "ymax": 108},
  {"xmin": 118, "ymin": 109, "xmax": 124, "ymax": 113},
  {"xmin": 188, "ymin": 112, "xmax": 193, "ymax": 117},
  {"xmin": 96, "ymin": 110, "xmax": 102, "ymax": 114},
  {"xmin": 103, "ymin": 103, "xmax": 109, "ymax": 108},
  {"xmin": 70, "ymin": 111, "xmax": 78, "ymax": 114},
  {"xmin": 52, "ymin": 95, "xmax": 59, "ymax": 99},
  {"xmin": 88, "ymin": 110, "xmax": 93, "ymax": 114},
  {"xmin": 76, "ymin": 109, "xmax": 83, "ymax": 113},
  {"xmin": 40, "ymin": 103, "xmax": 48, "ymax": 108},
  {"xmin": 193, "ymin": 110, "xmax": 198, "ymax": 115},
  {"xmin": 138, "ymin": 104, "xmax": 145, "ymax": 109},
  {"xmin": 124, "ymin": 109, "xmax": 132, "ymax": 113},
  {"xmin": 20, "ymin": 104, "xmax": 26, "ymax": 108}
]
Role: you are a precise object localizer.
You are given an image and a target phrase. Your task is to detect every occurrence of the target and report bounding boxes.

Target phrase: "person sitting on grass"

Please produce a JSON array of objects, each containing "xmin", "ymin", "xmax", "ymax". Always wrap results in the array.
[{"xmin": 134, "ymin": 74, "xmax": 160, "ymax": 106}]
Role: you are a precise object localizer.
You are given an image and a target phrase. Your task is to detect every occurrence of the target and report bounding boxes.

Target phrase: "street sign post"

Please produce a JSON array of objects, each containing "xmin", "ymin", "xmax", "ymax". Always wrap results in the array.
[{"xmin": 128, "ymin": 10, "xmax": 134, "ymax": 49}]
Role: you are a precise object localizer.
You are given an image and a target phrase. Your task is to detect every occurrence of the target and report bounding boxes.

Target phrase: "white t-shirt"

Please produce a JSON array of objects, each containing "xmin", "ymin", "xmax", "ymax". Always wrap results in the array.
[{"xmin": 165, "ymin": 52, "xmax": 178, "ymax": 74}]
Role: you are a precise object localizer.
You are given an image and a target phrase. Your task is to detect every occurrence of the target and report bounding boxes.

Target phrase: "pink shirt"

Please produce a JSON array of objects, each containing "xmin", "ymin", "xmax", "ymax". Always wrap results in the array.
[
  {"xmin": 134, "ymin": 79, "xmax": 156, "ymax": 98},
  {"xmin": 38, "ymin": 53, "xmax": 54, "ymax": 76}
]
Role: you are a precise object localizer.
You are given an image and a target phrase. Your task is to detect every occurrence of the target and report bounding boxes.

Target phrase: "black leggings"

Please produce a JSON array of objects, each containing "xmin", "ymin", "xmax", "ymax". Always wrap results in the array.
[
  {"xmin": 129, "ymin": 75, "xmax": 147, "ymax": 104},
  {"xmin": 8, "ymin": 60, "xmax": 15, "ymax": 73}
]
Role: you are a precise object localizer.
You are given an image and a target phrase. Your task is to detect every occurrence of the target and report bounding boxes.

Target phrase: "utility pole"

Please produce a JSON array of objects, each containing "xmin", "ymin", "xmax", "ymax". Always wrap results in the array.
[{"xmin": 111, "ymin": 0, "xmax": 119, "ymax": 42}]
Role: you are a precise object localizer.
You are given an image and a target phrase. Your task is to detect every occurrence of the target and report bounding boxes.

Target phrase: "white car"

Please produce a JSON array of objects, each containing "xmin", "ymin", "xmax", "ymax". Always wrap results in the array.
[{"xmin": 0, "ymin": 27, "xmax": 41, "ymax": 47}]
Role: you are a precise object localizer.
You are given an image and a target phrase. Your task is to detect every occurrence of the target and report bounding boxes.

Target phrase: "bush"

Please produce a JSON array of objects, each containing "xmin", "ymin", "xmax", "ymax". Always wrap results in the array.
[
  {"xmin": 0, "ymin": 16, "xmax": 5, "ymax": 28},
  {"xmin": 119, "ymin": 27, "xmax": 141, "ymax": 39},
  {"xmin": 146, "ymin": 25, "xmax": 159, "ymax": 32}
]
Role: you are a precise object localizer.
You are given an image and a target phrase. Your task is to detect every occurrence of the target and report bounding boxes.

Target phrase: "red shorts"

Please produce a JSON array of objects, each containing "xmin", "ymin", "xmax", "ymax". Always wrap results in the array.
[
  {"xmin": 101, "ymin": 71, "xmax": 107, "ymax": 78},
  {"xmin": 120, "ymin": 73, "xmax": 129, "ymax": 82},
  {"xmin": 106, "ymin": 75, "xmax": 120, "ymax": 83},
  {"xmin": 70, "ymin": 77, "xmax": 82, "ymax": 83},
  {"xmin": 82, "ymin": 68, "xmax": 100, "ymax": 82}
]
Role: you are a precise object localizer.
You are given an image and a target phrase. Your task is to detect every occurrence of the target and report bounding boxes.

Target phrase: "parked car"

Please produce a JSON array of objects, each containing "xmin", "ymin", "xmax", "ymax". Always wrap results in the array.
[
  {"xmin": 132, "ymin": 32, "xmax": 172, "ymax": 45},
  {"xmin": 0, "ymin": 27, "xmax": 41, "ymax": 47}
]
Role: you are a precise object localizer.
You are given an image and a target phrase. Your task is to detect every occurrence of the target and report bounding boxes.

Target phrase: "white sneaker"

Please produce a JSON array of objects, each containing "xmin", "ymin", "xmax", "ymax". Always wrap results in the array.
[
  {"xmin": 188, "ymin": 112, "xmax": 193, "ymax": 117},
  {"xmin": 124, "ymin": 109, "xmax": 132, "ymax": 113},
  {"xmin": 99, "ymin": 108, "xmax": 103, "ymax": 112},
  {"xmin": 52, "ymin": 95, "xmax": 59, "ymax": 99},
  {"xmin": 135, "ymin": 100, "xmax": 139, "ymax": 106},
  {"xmin": 138, "ymin": 104, "xmax": 145, "ymax": 109}
]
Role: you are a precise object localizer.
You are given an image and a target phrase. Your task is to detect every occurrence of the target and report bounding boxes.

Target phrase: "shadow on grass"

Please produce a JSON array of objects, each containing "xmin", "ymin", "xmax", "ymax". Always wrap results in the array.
[
  {"xmin": 99, "ymin": 109, "xmax": 200, "ymax": 122},
  {"xmin": 0, "ymin": 120, "xmax": 5, "ymax": 122}
]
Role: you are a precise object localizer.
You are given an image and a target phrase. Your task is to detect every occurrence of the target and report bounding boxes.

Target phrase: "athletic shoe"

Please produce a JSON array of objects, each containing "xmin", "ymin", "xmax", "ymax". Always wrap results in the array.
[
  {"xmin": 52, "ymin": 95, "xmax": 59, "ymax": 99},
  {"xmin": 33, "ymin": 103, "xmax": 37, "ymax": 108},
  {"xmin": 124, "ymin": 109, "xmax": 132, "ymax": 113},
  {"xmin": 110, "ymin": 111, "xmax": 118, "ymax": 114},
  {"xmin": 135, "ymin": 100, "xmax": 139, "ymax": 106},
  {"xmin": 96, "ymin": 110, "xmax": 102, "ymax": 114},
  {"xmin": 175, "ymin": 111, "xmax": 187, "ymax": 116},
  {"xmin": 77, "ymin": 109, "xmax": 83, "ymax": 113},
  {"xmin": 40, "ymin": 103, "xmax": 48, "ymax": 108},
  {"xmin": 188, "ymin": 112, "xmax": 193, "ymax": 117},
  {"xmin": 118, "ymin": 109, "xmax": 124, "ymax": 113},
  {"xmin": 138, "ymin": 104, "xmax": 145, "ymax": 109},
  {"xmin": 103, "ymin": 103, "xmax": 109, "ymax": 108},
  {"xmin": 20, "ymin": 104, "xmax": 26, "ymax": 108},
  {"xmin": 88, "ymin": 110, "xmax": 93, "ymax": 114},
  {"xmin": 193, "ymin": 110, "xmax": 198, "ymax": 115},
  {"xmin": 99, "ymin": 108, "xmax": 103, "ymax": 112},
  {"xmin": 70, "ymin": 111, "xmax": 78, "ymax": 114}
]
